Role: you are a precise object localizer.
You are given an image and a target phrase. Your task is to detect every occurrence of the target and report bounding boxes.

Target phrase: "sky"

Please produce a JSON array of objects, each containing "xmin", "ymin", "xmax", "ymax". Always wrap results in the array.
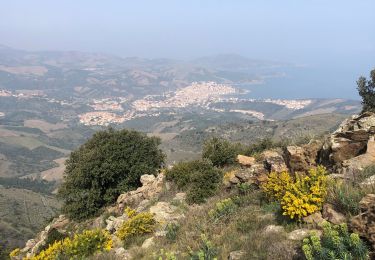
[{"xmin": 0, "ymin": 0, "xmax": 374, "ymax": 98}]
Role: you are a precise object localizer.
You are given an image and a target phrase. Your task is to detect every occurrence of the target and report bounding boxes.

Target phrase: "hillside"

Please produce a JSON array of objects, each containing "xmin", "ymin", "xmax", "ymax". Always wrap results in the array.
[{"xmin": 8, "ymin": 112, "xmax": 375, "ymax": 260}]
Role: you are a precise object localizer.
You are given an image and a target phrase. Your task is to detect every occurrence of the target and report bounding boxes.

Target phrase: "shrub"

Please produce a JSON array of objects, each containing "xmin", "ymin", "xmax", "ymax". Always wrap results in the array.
[
  {"xmin": 237, "ymin": 182, "xmax": 255, "ymax": 196},
  {"xmin": 58, "ymin": 128, "xmax": 165, "ymax": 220},
  {"xmin": 165, "ymin": 223, "xmax": 180, "ymax": 241},
  {"xmin": 202, "ymin": 137, "xmax": 237, "ymax": 167},
  {"xmin": 38, "ymin": 228, "xmax": 66, "ymax": 252},
  {"xmin": 9, "ymin": 248, "xmax": 20, "ymax": 258},
  {"xmin": 29, "ymin": 229, "xmax": 112, "ymax": 260},
  {"xmin": 116, "ymin": 208, "xmax": 156, "ymax": 243},
  {"xmin": 262, "ymin": 166, "xmax": 328, "ymax": 220},
  {"xmin": 209, "ymin": 198, "xmax": 238, "ymax": 222},
  {"xmin": 154, "ymin": 249, "xmax": 178, "ymax": 260},
  {"xmin": 166, "ymin": 159, "xmax": 223, "ymax": 204},
  {"xmin": 189, "ymin": 234, "xmax": 218, "ymax": 260},
  {"xmin": 302, "ymin": 223, "xmax": 369, "ymax": 260}
]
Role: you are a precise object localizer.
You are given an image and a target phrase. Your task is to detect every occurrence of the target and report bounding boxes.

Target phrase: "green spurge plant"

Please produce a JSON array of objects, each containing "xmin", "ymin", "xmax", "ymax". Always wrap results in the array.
[
  {"xmin": 189, "ymin": 234, "xmax": 218, "ymax": 260},
  {"xmin": 302, "ymin": 222, "xmax": 369, "ymax": 260},
  {"xmin": 208, "ymin": 198, "xmax": 237, "ymax": 222}
]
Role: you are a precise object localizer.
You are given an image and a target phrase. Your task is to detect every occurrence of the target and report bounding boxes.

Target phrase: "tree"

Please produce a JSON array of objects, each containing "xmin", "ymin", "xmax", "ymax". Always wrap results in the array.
[
  {"xmin": 202, "ymin": 137, "xmax": 237, "ymax": 167},
  {"xmin": 58, "ymin": 128, "xmax": 165, "ymax": 220},
  {"xmin": 357, "ymin": 69, "xmax": 375, "ymax": 112}
]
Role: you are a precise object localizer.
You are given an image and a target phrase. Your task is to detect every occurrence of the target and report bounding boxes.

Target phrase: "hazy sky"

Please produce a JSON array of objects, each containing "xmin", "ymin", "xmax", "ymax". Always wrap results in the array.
[{"xmin": 0, "ymin": 1, "xmax": 374, "ymax": 98}]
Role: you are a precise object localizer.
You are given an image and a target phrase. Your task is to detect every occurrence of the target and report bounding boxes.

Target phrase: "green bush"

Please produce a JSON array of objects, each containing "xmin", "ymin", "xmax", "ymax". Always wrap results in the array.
[
  {"xmin": 166, "ymin": 159, "xmax": 223, "ymax": 204},
  {"xmin": 58, "ymin": 128, "xmax": 165, "ymax": 220},
  {"xmin": 202, "ymin": 137, "xmax": 238, "ymax": 167},
  {"xmin": 302, "ymin": 223, "xmax": 369, "ymax": 260}
]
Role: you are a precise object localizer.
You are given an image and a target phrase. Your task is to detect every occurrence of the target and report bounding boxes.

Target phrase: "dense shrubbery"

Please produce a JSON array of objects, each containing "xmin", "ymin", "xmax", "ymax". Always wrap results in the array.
[
  {"xmin": 58, "ymin": 128, "xmax": 165, "ymax": 220},
  {"xmin": 116, "ymin": 208, "xmax": 156, "ymax": 243},
  {"xmin": 202, "ymin": 137, "xmax": 237, "ymax": 167},
  {"xmin": 262, "ymin": 166, "xmax": 328, "ymax": 219},
  {"xmin": 302, "ymin": 223, "xmax": 369, "ymax": 260},
  {"xmin": 166, "ymin": 159, "xmax": 223, "ymax": 204},
  {"xmin": 27, "ymin": 229, "xmax": 112, "ymax": 260},
  {"xmin": 357, "ymin": 69, "xmax": 375, "ymax": 113}
]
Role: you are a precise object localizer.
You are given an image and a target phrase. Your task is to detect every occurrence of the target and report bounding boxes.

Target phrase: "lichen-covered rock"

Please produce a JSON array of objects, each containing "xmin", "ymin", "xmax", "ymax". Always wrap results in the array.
[
  {"xmin": 350, "ymin": 194, "xmax": 375, "ymax": 249},
  {"xmin": 322, "ymin": 112, "xmax": 375, "ymax": 167},
  {"xmin": 287, "ymin": 229, "xmax": 322, "ymax": 241},
  {"xmin": 228, "ymin": 250, "xmax": 246, "ymax": 260},
  {"xmin": 302, "ymin": 212, "xmax": 325, "ymax": 226},
  {"xmin": 262, "ymin": 150, "xmax": 288, "ymax": 173},
  {"xmin": 285, "ymin": 140, "xmax": 322, "ymax": 172},
  {"xmin": 237, "ymin": 154, "xmax": 256, "ymax": 166},
  {"xmin": 322, "ymin": 204, "xmax": 346, "ymax": 225},
  {"xmin": 117, "ymin": 173, "xmax": 165, "ymax": 211},
  {"xmin": 149, "ymin": 202, "xmax": 184, "ymax": 224}
]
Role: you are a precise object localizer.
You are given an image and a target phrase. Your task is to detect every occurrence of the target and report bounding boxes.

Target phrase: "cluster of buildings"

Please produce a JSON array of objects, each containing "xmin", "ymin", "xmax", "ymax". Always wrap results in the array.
[
  {"xmin": 89, "ymin": 98, "xmax": 124, "ymax": 111},
  {"xmin": 132, "ymin": 82, "xmax": 236, "ymax": 111},
  {"xmin": 263, "ymin": 99, "xmax": 312, "ymax": 110}
]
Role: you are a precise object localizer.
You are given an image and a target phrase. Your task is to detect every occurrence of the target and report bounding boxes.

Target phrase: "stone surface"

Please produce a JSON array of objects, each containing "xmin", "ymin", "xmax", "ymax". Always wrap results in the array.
[
  {"xmin": 105, "ymin": 215, "xmax": 128, "ymax": 233},
  {"xmin": 350, "ymin": 194, "xmax": 375, "ymax": 249},
  {"xmin": 114, "ymin": 247, "xmax": 132, "ymax": 259},
  {"xmin": 117, "ymin": 173, "xmax": 165, "ymax": 210},
  {"xmin": 149, "ymin": 202, "xmax": 184, "ymax": 224},
  {"xmin": 237, "ymin": 154, "xmax": 256, "ymax": 166},
  {"xmin": 263, "ymin": 225, "xmax": 285, "ymax": 234},
  {"xmin": 303, "ymin": 212, "xmax": 325, "ymax": 226},
  {"xmin": 228, "ymin": 250, "xmax": 246, "ymax": 260},
  {"xmin": 285, "ymin": 140, "xmax": 322, "ymax": 172},
  {"xmin": 321, "ymin": 112, "xmax": 375, "ymax": 168},
  {"xmin": 287, "ymin": 229, "xmax": 321, "ymax": 241},
  {"xmin": 173, "ymin": 192, "xmax": 186, "ymax": 202},
  {"xmin": 262, "ymin": 150, "xmax": 288, "ymax": 173},
  {"xmin": 234, "ymin": 169, "xmax": 255, "ymax": 182},
  {"xmin": 322, "ymin": 204, "xmax": 346, "ymax": 225},
  {"xmin": 141, "ymin": 237, "xmax": 155, "ymax": 249}
]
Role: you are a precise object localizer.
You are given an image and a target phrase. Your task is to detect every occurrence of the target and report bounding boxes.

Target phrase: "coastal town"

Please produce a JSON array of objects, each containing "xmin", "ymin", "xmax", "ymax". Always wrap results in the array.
[{"xmin": 0, "ymin": 82, "xmax": 316, "ymax": 126}]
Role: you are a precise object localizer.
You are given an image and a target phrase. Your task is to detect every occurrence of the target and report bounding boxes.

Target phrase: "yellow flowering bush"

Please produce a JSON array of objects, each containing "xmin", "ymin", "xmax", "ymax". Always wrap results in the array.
[
  {"xmin": 262, "ymin": 166, "xmax": 328, "ymax": 220},
  {"xmin": 28, "ymin": 229, "xmax": 112, "ymax": 260},
  {"xmin": 116, "ymin": 207, "xmax": 157, "ymax": 242},
  {"xmin": 9, "ymin": 248, "xmax": 21, "ymax": 258}
]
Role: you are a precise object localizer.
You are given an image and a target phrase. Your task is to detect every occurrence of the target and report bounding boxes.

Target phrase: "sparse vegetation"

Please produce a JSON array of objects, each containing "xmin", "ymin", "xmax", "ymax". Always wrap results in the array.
[{"xmin": 58, "ymin": 128, "xmax": 165, "ymax": 220}]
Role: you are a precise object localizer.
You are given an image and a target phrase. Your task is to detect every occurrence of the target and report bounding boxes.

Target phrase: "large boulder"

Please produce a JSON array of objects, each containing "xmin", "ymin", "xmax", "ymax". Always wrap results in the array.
[
  {"xmin": 262, "ymin": 150, "xmax": 288, "ymax": 173},
  {"xmin": 350, "ymin": 194, "xmax": 375, "ymax": 249},
  {"xmin": 285, "ymin": 140, "xmax": 322, "ymax": 172},
  {"xmin": 237, "ymin": 155, "xmax": 256, "ymax": 167},
  {"xmin": 322, "ymin": 204, "xmax": 346, "ymax": 225}
]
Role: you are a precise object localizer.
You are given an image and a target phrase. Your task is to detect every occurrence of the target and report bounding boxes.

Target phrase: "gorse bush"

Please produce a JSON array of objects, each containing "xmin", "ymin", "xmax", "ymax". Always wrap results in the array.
[
  {"xmin": 202, "ymin": 137, "xmax": 238, "ymax": 167},
  {"xmin": 209, "ymin": 198, "xmax": 237, "ymax": 222},
  {"xmin": 166, "ymin": 159, "xmax": 223, "ymax": 204},
  {"xmin": 302, "ymin": 223, "xmax": 369, "ymax": 260},
  {"xmin": 28, "ymin": 229, "xmax": 112, "ymax": 260},
  {"xmin": 262, "ymin": 166, "xmax": 328, "ymax": 220},
  {"xmin": 116, "ymin": 207, "xmax": 156, "ymax": 243},
  {"xmin": 58, "ymin": 128, "xmax": 165, "ymax": 220}
]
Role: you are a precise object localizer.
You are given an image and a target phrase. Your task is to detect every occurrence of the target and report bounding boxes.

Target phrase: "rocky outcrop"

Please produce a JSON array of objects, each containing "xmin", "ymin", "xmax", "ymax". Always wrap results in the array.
[
  {"xmin": 262, "ymin": 150, "xmax": 288, "ymax": 173},
  {"xmin": 322, "ymin": 112, "xmax": 375, "ymax": 167},
  {"xmin": 285, "ymin": 140, "xmax": 322, "ymax": 172},
  {"xmin": 17, "ymin": 215, "xmax": 70, "ymax": 258},
  {"xmin": 237, "ymin": 155, "xmax": 256, "ymax": 166},
  {"xmin": 350, "ymin": 194, "xmax": 375, "ymax": 249},
  {"xmin": 117, "ymin": 173, "xmax": 165, "ymax": 211},
  {"xmin": 322, "ymin": 204, "xmax": 346, "ymax": 225}
]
